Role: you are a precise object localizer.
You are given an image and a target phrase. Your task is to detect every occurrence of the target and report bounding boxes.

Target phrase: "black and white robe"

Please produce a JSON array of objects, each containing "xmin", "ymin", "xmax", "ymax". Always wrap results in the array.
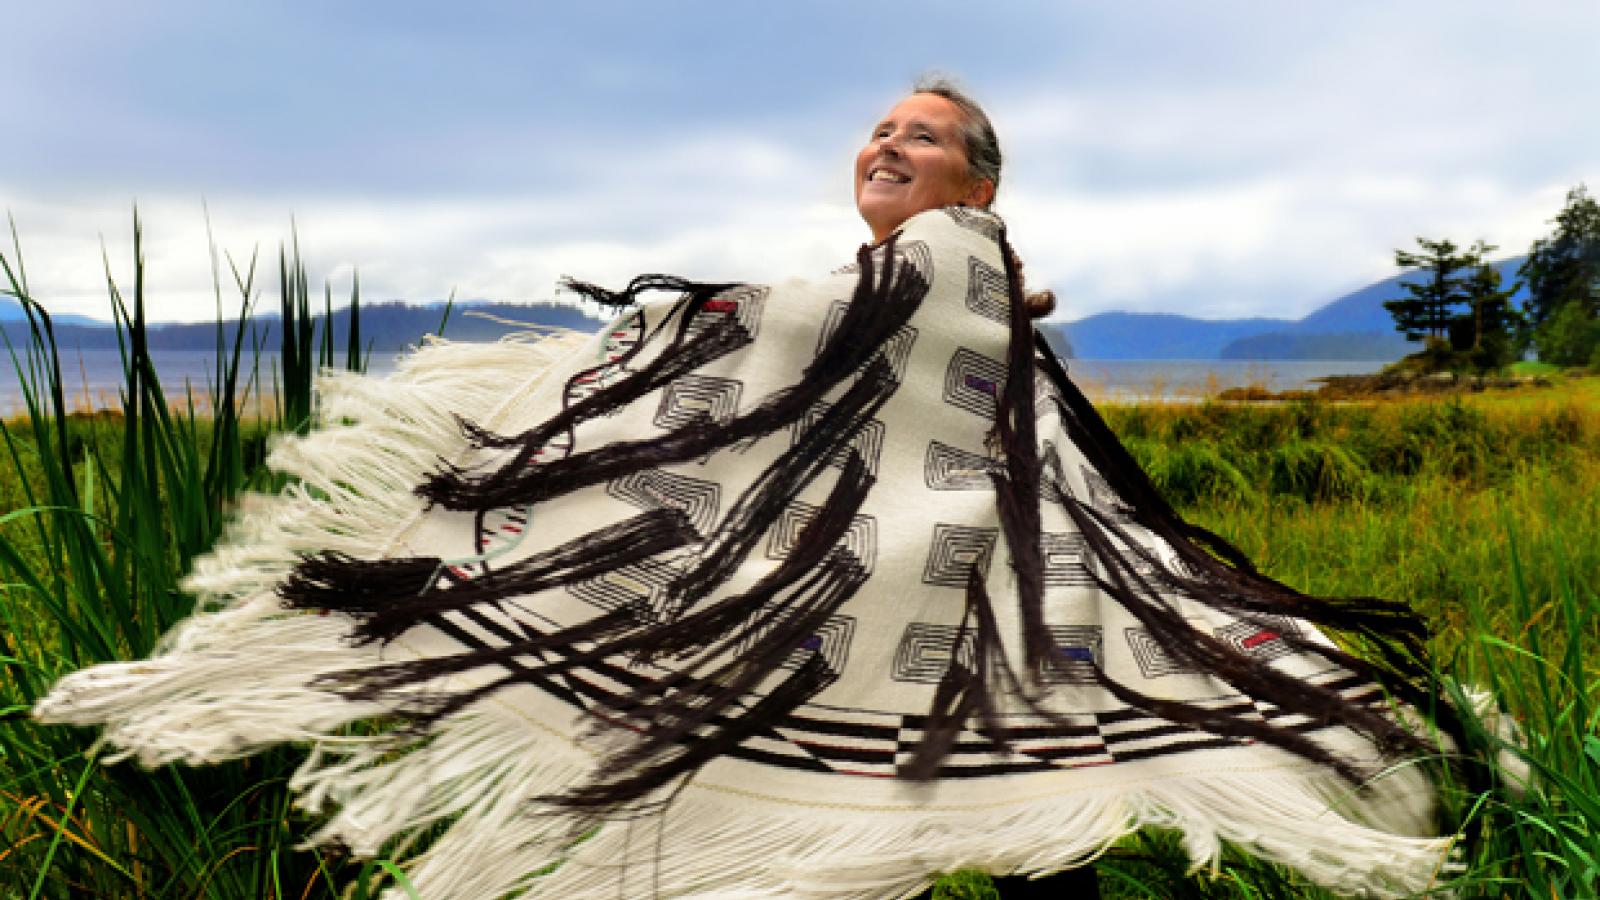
[{"xmin": 39, "ymin": 207, "xmax": 1451, "ymax": 899}]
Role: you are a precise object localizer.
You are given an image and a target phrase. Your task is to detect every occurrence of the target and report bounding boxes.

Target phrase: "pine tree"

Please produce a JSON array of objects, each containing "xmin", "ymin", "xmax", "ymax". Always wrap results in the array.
[
  {"xmin": 1458, "ymin": 241, "xmax": 1522, "ymax": 352},
  {"xmin": 1519, "ymin": 184, "xmax": 1600, "ymax": 325},
  {"xmin": 1385, "ymin": 237, "xmax": 1471, "ymax": 342},
  {"xmin": 1448, "ymin": 242, "xmax": 1523, "ymax": 368}
]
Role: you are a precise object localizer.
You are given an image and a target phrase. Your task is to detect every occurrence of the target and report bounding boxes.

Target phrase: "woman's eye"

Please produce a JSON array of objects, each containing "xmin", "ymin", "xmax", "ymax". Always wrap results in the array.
[{"xmin": 916, "ymin": 132, "xmax": 935, "ymax": 143}]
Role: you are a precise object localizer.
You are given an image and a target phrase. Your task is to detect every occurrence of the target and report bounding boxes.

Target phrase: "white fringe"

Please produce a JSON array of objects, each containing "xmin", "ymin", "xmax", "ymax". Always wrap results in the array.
[
  {"xmin": 35, "ymin": 328, "xmax": 1457, "ymax": 898},
  {"xmin": 1461, "ymin": 683, "xmax": 1534, "ymax": 797},
  {"xmin": 291, "ymin": 701, "xmax": 597, "ymax": 899},
  {"xmin": 251, "ymin": 687, "xmax": 1450, "ymax": 900},
  {"xmin": 35, "ymin": 331, "xmax": 592, "ymax": 766},
  {"xmin": 33, "ymin": 607, "xmax": 392, "ymax": 766},
  {"xmin": 187, "ymin": 332, "xmax": 593, "ymax": 607}
]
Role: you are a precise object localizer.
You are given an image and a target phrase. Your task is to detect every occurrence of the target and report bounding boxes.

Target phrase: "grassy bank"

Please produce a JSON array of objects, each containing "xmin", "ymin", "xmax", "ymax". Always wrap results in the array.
[
  {"xmin": 1088, "ymin": 388, "xmax": 1599, "ymax": 898},
  {"xmin": 2, "ymin": 231, "xmax": 1595, "ymax": 896},
  {"xmin": 0, "ymin": 230, "xmax": 392, "ymax": 898},
  {"xmin": 927, "ymin": 387, "xmax": 1600, "ymax": 898}
]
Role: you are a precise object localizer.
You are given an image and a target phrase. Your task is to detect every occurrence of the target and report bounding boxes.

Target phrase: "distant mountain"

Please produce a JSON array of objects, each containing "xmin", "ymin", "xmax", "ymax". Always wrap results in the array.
[
  {"xmin": 1218, "ymin": 329, "xmax": 1412, "ymax": 361},
  {"xmin": 0, "ymin": 300, "xmax": 605, "ymax": 352},
  {"xmin": 1038, "ymin": 313, "xmax": 1292, "ymax": 361},
  {"xmin": 0, "ymin": 295, "xmax": 103, "ymax": 328},
  {"xmin": 1294, "ymin": 257, "xmax": 1526, "ymax": 334},
  {"xmin": 1218, "ymin": 257, "xmax": 1528, "ymax": 360},
  {"xmin": 1039, "ymin": 257, "xmax": 1529, "ymax": 361}
]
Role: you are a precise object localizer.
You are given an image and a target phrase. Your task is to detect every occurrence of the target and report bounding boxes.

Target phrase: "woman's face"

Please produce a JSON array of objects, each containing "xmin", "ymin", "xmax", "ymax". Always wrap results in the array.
[{"xmin": 855, "ymin": 93, "xmax": 993, "ymax": 243}]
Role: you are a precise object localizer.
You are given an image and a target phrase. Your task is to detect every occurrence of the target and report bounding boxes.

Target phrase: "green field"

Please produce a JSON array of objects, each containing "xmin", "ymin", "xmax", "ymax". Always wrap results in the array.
[{"xmin": 1, "ymin": 248, "xmax": 1595, "ymax": 896}]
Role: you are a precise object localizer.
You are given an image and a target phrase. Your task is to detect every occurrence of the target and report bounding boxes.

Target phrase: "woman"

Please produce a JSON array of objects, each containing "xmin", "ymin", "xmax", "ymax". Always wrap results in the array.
[{"xmin": 40, "ymin": 81, "xmax": 1460, "ymax": 898}]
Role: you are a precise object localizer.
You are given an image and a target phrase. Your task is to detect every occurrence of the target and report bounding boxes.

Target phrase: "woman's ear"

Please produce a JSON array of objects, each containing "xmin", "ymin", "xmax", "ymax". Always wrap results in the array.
[{"xmin": 964, "ymin": 178, "xmax": 996, "ymax": 209}]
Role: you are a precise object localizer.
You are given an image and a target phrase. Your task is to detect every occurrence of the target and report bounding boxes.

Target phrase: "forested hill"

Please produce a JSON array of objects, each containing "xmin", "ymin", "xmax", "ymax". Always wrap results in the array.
[
  {"xmin": 1038, "ymin": 313, "xmax": 1292, "ymax": 361},
  {"xmin": 0, "ymin": 301, "xmax": 605, "ymax": 351},
  {"xmin": 1218, "ymin": 257, "xmax": 1527, "ymax": 360},
  {"xmin": 1037, "ymin": 257, "xmax": 1527, "ymax": 360},
  {"xmin": 0, "ymin": 299, "xmax": 100, "ymax": 328}
]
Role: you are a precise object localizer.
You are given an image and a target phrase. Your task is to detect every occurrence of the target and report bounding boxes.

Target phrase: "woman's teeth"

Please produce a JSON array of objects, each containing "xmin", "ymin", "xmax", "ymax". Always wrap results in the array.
[{"xmin": 870, "ymin": 169, "xmax": 909, "ymax": 183}]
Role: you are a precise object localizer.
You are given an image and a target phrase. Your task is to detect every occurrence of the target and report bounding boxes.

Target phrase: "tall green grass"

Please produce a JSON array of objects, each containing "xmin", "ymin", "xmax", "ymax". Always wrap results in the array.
[
  {"xmin": 0, "ymin": 219, "xmax": 389, "ymax": 898},
  {"xmin": 936, "ymin": 397, "xmax": 1598, "ymax": 897},
  {"xmin": 0, "ymin": 222, "xmax": 1595, "ymax": 897}
]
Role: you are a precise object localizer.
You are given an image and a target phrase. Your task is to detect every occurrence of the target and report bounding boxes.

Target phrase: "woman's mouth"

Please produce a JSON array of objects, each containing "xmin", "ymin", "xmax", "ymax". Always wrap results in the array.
[{"xmin": 868, "ymin": 167, "xmax": 910, "ymax": 184}]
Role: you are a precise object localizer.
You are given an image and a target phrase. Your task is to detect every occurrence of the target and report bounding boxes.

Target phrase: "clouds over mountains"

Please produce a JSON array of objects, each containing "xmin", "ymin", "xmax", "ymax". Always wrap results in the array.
[{"xmin": 5, "ymin": 2, "xmax": 1596, "ymax": 324}]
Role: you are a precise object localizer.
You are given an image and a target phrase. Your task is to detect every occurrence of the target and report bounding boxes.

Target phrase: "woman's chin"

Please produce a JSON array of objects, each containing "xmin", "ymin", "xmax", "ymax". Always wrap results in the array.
[
  {"xmin": 861, "ymin": 206, "xmax": 937, "ymax": 245},
  {"xmin": 864, "ymin": 206, "xmax": 961, "ymax": 244}
]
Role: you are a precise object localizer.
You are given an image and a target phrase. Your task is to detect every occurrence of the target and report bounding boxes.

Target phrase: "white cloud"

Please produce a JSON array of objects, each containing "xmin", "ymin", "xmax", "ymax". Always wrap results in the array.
[
  {"xmin": 6, "ymin": 1, "xmax": 1599, "ymax": 327},
  {"xmin": 0, "ymin": 163, "xmax": 1582, "ymax": 328},
  {"xmin": 0, "ymin": 179, "xmax": 864, "ymax": 324},
  {"xmin": 1008, "ymin": 172, "xmax": 1578, "ymax": 322}
]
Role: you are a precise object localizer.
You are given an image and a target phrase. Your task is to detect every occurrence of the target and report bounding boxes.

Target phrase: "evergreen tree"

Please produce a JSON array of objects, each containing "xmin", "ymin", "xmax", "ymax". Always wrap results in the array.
[
  {"xmin": 1519, "ymin": 184, "xmax": 1600, "ymax": 325},
  {"xmin": 1385, "ymin": 237, "xmax": 1471, "ymax": 342},
  {"xmin": 1534, "ymin": 299, "xmax": 1600, "ymax": 367},
  {"xmin": 1456, "ymin": 241, "xmax": 1523, "ymax": 356}
]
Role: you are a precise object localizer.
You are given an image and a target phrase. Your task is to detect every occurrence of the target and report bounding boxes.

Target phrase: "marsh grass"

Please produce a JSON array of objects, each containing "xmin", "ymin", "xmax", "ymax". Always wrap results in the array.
[
  {"xmin": 0, "ymin": 221, "xmax": 1595, "ymax": 897},
  {"xmin": 921, "ymin": 392, "xmax": 1598, "ymax": 898},
  {"xmin": 0, "ymin": 219, "xmax": 389, "ymax": 898}
]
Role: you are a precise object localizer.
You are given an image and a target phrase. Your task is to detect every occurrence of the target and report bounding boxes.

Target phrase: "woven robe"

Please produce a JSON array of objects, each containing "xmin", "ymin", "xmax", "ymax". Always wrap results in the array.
[{"xmin": 38, "ymin": 207, "xmax": 1452, "ymax": 899}]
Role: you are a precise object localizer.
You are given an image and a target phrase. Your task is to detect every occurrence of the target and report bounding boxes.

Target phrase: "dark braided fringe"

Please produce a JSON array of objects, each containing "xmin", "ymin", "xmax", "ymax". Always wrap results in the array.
[
  {"xmin": 416, "ymin": 236, "xmax": 929, "ymax": 512},
  {"xmin": 455, "ymin": 278, "xmax": 750, "ymax": 462},
  {"xmin": 899, "ymin": 569, "xmax": 1012, "ymax": 780},
  {"xmin": 1030, "ymin": 333, "xmax": 1469, "ymax": 784},
  {"xmin": 283, "ymin": 509, "xmax": 701, "ymax": 645},
  {"xmin": 278, "ymin": 554, "xmax": 445, "ymax": 618},
  {"xmin": 453, "ymin": 305, "xmax": 751, "ymax": 465},
  {"xmin": 896, "ymin": 233, "xmax": 1459, "ymax": 786},
  {"xmin": 558, "ymin": 475, "xmax": 876, "ymax": 810},
  {"xmin": 357, "ymin": 234, "xmax": 925, "ymax": 646},
  {"xmin": 887, "ymin": 228, "xmax": 1057, "ymax": 778},
  {"xmin": 285, "ymin": 237, "xmax": 930, "ymax": 815},
  {"xmin": 636, "ymin": 356, "xmax": 899, "ymax": 648},
  {"xmin": 560, "ymin": 274, "xmax": 741, "ymax": 311},
  {"xmin": 1060, "ymin": 487, "xmax": 1416, "ymax": 782},
  {"xmin": 325, "ymin": 372, "xmax": 890, "ymax": 693},
  {"xmin": 334, "ymin": 451, "xmax": 878, "ymax": 812},
  {"xmin": 991, "ymin": 230, "xmax": 1050, "ymax": 674}
]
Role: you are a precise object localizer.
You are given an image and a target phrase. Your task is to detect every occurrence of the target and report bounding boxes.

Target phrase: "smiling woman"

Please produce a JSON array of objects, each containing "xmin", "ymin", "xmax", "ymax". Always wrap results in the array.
[
  {"xmin": 859, "ymin": 79, "xmax": 1053, "ymax": 322},
  {"xmin": 37, "ymin": 79, "xmax": 1464, "ymax": 900},
  {"xmin": 855, "ymin": 91, "xmax": 996, "ymax": 244}
]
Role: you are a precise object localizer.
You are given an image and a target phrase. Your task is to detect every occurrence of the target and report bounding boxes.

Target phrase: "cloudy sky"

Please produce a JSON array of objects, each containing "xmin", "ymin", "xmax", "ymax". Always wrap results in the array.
[{"xmin": 4, "ymin": 1, "xmax": 1597, "ymax": 323}]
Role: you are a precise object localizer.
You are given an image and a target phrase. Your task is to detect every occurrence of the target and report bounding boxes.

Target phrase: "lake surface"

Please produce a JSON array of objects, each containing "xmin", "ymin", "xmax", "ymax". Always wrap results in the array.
[
  {"xmin": 0, "ymin": 348, "xmax": 1385, "ymax": 412},
  {"xmin": 1063, "ymin": 359, "xmax": 1385, "ymax": 401}
]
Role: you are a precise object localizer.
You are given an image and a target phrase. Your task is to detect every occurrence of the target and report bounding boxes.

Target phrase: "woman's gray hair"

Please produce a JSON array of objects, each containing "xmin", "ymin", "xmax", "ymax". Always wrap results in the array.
[
  {"xmin": 913, "ymin": 75, "xmax": 1002, "ymax": 204},
  {"xmin": 912, "ymin": 77, "xmax": 1055, "ymax": 317}
]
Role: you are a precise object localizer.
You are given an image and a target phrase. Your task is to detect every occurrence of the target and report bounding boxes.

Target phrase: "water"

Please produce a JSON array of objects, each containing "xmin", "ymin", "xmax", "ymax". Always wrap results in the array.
[
  {"xmin": 0, "ymin": 349, "xmax": 402, "ymax": 413},
  {"xmin": 0, "ymin": 348, "xmax": 1385, "ymax": 412},
  {"xmin": 1063, "ymin": 359, "xmax": 1386, "ymax": 402}
]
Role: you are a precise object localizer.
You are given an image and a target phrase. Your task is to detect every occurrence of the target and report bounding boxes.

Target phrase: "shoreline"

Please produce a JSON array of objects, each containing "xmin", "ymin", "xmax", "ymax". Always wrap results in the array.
[
  {"xmin": 4, "ymin": 349, "xmax": 1585, "ymax": 415},
  {"xmin": 1214, "ymin": 370, "xmax": 1564, "ymax": 402},
  {"xmin": 9, "ymin": 373, "xmax": 1589, "ymax": 422}
]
